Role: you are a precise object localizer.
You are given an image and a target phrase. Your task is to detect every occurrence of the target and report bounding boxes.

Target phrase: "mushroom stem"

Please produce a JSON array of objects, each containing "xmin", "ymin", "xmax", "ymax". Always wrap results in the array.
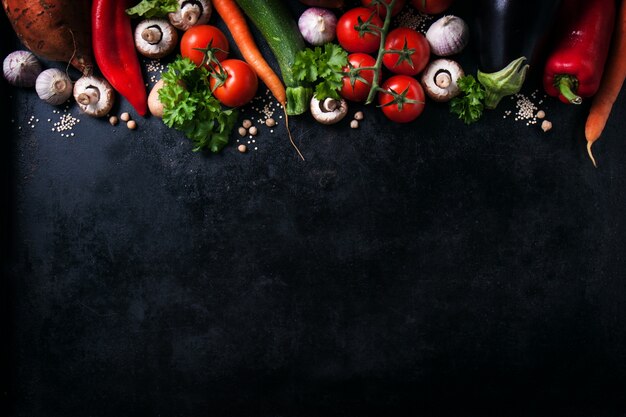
[
  {"xmin": 76, "ymin": 86, "xmax": 100, "ymax": 106},
  {"xmin": 321, "ymin": 98, "xmax": 339, "ymax": 112},
  {"xmin": 435, "ymin": 70, "xmax": 452, "ymax": 88},
  {"xmin": 181, "ymin": 3, "xmax": 201, "ymax": 25},
  {"xmin": 142, "ymin": 26, "xmax": 163, "ymax": 45}
]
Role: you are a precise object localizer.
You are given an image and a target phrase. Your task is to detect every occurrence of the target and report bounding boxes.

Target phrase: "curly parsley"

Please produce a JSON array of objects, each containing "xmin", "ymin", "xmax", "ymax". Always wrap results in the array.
[
  {"xmin": 292, "ymin": 43, "xmax": 348, "ymax": 101},
  {"xmin": 159, "ymin": 57, "xmax": 238, "ymax": 153},
  {"xmin": 450, "ymin": 75, "xmax": 486, "ymax": 124},
  {"xmin": 126, "ymin": 0, "xmax": 178, "ymax": 18}
]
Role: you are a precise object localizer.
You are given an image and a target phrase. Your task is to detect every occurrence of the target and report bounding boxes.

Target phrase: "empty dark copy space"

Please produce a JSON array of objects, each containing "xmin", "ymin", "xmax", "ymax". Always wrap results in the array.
[{"xmin": 2, "ymin": 1, "xmax": 626, "ymax": 416}]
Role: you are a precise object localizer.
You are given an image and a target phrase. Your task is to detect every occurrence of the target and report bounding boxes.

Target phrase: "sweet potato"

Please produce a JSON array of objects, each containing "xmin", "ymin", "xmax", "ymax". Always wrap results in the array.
[{"xmin": 2, "ymin": 0, "xmax": 93, "ymax": 76}]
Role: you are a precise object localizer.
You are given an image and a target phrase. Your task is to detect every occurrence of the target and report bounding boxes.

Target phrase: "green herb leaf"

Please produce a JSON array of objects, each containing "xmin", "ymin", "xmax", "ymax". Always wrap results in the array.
[
  {"xmin": 126, "ymin": 0, "xmax": 178, "ymax": 18},
  {"xmin": 292, "ymin": 43, "xmax": 348, "ymax": 101},
  {"xmin": 450, "ymin": 75, "xmax": 486, "ymax": 124},
  {"xmin": 159, "ymin": 56, "xmax": 238, "ymax": 153}
]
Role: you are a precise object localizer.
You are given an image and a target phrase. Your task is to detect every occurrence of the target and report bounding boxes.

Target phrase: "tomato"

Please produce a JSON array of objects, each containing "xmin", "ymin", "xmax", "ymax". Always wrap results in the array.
[
  {"xmin": 340, "ymin": 53, "xmax": 378, "ymax": 102},
  {"xmin": 210, "ymin": 59, "xmax": 258, "ymax": 108},
  {"xmin": 361, "ymin": 0, "xmax": 406, "ymax": 17},
  {"xmin": 410, "ymin": 0, "xmax": 453, "ymax": 14},
  {"xmin": 377, "ymin": 75, "xmax": 425, "ymax": 123},
  {"xmin": 336, "ymin": 7, "xmax": 384, "ymax": 53},
  {"xmin": 382, "ymin": 27, "xmax": 430, "ymax": 75},
  {"xmin": 180, "ymin": 25, "xmax": 229, "ymax": 68}
]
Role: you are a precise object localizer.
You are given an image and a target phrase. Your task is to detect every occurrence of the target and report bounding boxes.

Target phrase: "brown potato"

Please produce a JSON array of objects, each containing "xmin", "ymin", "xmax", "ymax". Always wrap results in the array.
[{"xmin": 2, "ymin": 0, "xmax": 93, "ymax": 76}]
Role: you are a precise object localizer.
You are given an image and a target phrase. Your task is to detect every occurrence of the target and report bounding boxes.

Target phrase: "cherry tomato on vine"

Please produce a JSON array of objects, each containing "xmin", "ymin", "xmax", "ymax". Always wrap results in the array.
[
  {"xmin": 383, "ymin": 27, "xmax": 430, "ymax": 75},
  {"xmin": 181, "ymin": 25, "xmax": 229, "ymax": 68},
  {"xmin": 377, "ymin": 75, "xmax": 425, "ymax": 123},
  {"xmin": 361, "ymin": 0, "xmax": 406, "ymax": 17},
  {"xmin": 340, "ymin": 53, "xmax": 379, "ymax": 102},
  {"xmin": 209, "ymin": 59, "xmax": 258, "ymax": 108},
  {"xmin": 410, "ymin": 0, "xmax": 454, "ymax": 14},
  {"xmin": 336, "ymin": 7, "xmax": 384, "ymax": 53}
]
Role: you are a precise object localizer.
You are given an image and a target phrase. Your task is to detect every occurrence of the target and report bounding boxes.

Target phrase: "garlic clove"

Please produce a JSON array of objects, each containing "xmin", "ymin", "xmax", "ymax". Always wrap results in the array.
[
  {"xmin": 3, "ymin": 50, "xmax": 42, "ymax": 88},
  {"xmin": 35, "ymin": 68, "xmax": 73, "ymax": 106},
  {"xmin": 425, "ymin": 15, "xmax": 469, "ymax": 57}
]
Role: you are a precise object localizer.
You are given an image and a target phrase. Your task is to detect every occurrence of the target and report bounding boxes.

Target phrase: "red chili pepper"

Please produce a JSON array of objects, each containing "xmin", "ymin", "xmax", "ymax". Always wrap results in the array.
[
  {"xmin": 93, "ymin": 0, "xmax": 148, "ymax": 116},
  {"xmin": 543, "ymin": 0, "xmax": 616, "ymax": 105}
]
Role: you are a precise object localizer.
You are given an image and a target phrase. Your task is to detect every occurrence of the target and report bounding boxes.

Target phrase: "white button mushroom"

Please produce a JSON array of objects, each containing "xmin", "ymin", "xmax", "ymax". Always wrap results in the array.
[
  {"xmin": 310, "ymin": 96, "xmax": 348, "ymax": 125},
  {"xmin": 73, "ymin": 76, "xmax": 115, "ymax": 118},
  {"xmin": 168, "ymin": 0, "xmax": 211, "ymax": 31},
  {"xmin": 134, "ymin": 19, "xmax": 179, "ymax": 59},
  {"xmin": 421, "ymin": 59, "xmax": 465, "ymax": 102}
]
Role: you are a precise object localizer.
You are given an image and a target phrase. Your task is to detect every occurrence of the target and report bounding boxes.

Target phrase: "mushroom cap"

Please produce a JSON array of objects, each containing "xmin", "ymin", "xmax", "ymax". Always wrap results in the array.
[
  {"xmin": 421, "ymin": 59, "xmax": 464, "ymax": 103},
  {"xmin": 168, "ymin": 0, "xmax": 212, "ymax": 31},
  {"xmin": 310, "ymin": 97, "xmax": 348, "ymax": 125},
  {"xmin": 73, "ymin": 75, "xmax": 115, "ymax": 117},
  {"xmin": 134, "ymin": 19, "xmax": 179, "ymax": 59}
]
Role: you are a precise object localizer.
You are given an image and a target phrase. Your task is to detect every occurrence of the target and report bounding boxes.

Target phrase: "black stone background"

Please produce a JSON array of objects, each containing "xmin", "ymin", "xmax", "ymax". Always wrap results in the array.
[{"xmin": 2, "ymin": 1, "xmax": 626, "ymax": 416}]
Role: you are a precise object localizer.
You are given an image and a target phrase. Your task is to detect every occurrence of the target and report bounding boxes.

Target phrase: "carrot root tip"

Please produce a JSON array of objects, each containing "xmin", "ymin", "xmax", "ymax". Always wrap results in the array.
[{"xmin": 587, "ymin": 141, "xmax": 598, "ymax": 168}]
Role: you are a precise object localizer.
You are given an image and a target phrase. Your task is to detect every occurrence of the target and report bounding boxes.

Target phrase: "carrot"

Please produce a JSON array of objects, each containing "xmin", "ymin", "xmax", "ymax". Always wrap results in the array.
[
  {"xmin": 212, "ymin": 0, "xmax": 305, "ymax": 160},
  {"xmin": 584, "ymin": 0, "xmax": 626, "ymax": 167},
  {"xmin": 211, "ymin": 0, "xmax": 286, "ymax": 106}
]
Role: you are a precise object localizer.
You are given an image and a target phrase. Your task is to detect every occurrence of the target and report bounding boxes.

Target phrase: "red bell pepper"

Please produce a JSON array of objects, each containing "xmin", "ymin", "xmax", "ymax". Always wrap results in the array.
[
  {"xmin": 543, "ymin": 0, "xmax": 616, "ymax": 105},
  {"xmin": 93, "ymin": 0, "xmax": 148, "ymax": 116}
]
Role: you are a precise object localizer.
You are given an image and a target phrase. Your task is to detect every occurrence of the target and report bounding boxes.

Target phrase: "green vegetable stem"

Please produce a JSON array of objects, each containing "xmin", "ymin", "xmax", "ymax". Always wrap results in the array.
[{"xmin": 477, "ymin": 56, "xmax": 529, "ymax": 109}]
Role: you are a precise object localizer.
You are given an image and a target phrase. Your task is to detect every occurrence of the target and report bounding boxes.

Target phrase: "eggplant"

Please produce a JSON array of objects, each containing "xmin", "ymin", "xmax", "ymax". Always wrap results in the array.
[{"xmin": 473, "ymin": 0, "xmax": 562, "ymax": 108}]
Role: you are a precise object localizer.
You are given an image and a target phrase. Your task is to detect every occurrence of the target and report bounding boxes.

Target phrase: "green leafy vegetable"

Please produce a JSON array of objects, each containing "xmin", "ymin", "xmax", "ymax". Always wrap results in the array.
[
  {"xmin": 126, "ymin": 0, "xmax": 178, "ymax": 18},
  {"xmin": 159, "ymin": 57, "xmax": 238, "ymax": 153},
  {"xmin": 450, "ymin": 75, "xmax": 486, "ymax": 124},
  {"xmin": 292, "ymin": 43, "xmax": 348, "ymax": 100}
]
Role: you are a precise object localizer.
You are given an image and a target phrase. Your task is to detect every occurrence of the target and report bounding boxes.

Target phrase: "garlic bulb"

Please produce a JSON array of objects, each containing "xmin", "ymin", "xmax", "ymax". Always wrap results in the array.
[
  {"xmin": 425, "ymin": 15, "xmax": 469, "ymax": 57},
  {"xmin": 3, "ymin": 50, "xmax": 42, "ymax": 88},
  {"xmin": 35, "ymin": 68, "xmax": 73, "ymax": 105}
]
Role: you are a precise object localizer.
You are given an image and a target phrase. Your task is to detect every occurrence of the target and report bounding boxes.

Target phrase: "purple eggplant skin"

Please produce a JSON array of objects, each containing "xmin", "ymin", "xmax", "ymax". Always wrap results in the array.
[{"xmin": 474, "ymin": 0, "xmax": 563, "ymax": 73}]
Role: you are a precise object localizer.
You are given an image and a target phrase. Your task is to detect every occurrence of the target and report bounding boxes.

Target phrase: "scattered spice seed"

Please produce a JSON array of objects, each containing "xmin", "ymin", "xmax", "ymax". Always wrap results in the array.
[
  {"xmin": 242, "ymin": 119, "xmax": 252, "ymax": 129},
  {"xmin": 354, "ymin": 111, "xmax": 364, "ymax": 121},
  {"xmin": 265, "ymin": 118, "xmax": 276, "ymax": 127},
  {"xmin": 238, "ymin": 127, "xmax": 247, "ymax": 136},
  {"xmin": 120, "ymin": 112, "xmax": 131, "ymax": 122},
  {"xmin": 248, "ymin": 126, "xmax": 258, "ymax": 136},
  {"xmin": 350, "ymin": 120, "xmax": 359, "ymax": 129},
  {"xmin": 127, "ymin": 120, "xmax": 137, "ymax": 130},
  {"xmin": 109, "ymin": 116, "xmax": 119, "ymax": 126},
  {"xmin": 394, "ymin": 8, "xmax": 434, "ymax": 33},
  {"xmin": 238, "ymin": 144, "xmax": 247, "ymax": 153},
  {"xmin": 536, "ymin": 110, "xmax": 546, "ymax": 119},
  {"xmin": 541, "ymin": 120, "xmax": 553, "ymax": 132}
]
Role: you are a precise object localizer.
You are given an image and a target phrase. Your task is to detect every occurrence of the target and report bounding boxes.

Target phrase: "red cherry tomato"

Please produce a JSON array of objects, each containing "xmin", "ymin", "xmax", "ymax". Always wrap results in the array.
[
  {"xmin": 410, "ymin": 0, "xmax": 454, "ymax": 14},
  {"xmin": 336, "ymin": 7, "xmax": 384, "ymax": 53},
  {"xmin": 361, "ymin": 0, "xmax": 406, "ymax": 17},
  {"xmin": 210, "ymin": 59, "xmax": 258, "ymax": 108},
  {"xmin": 180, "ymin": 25, "xmax": 229, "ymax": 68},
  {"xmin": 377, "ymin": 75, "xmax": 425, "ymax": 123},
  {"xmin": 340, "ymin": 53, "xmax": 379, "ymax": 102},
  {"xmin": 383, "ymin": 27, "xmax": 430, "ymax": 75}
]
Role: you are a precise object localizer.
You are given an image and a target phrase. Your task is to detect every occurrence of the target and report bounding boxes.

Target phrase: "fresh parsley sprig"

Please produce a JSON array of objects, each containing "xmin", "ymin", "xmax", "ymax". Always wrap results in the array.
[
  {"xmin": 450, "ymin": 75, "xmax": 486, "ymax": 124},
  {"xmin": 292, "ymin": 43, "xmax": 348, "ymax": 101},
  {"xmin": 126, "ymin": 0, "xmax": 178, "ymax": 18},
  {"xmin": 159, "ymin": 57, "xmax": 238, "ymax": 153}
]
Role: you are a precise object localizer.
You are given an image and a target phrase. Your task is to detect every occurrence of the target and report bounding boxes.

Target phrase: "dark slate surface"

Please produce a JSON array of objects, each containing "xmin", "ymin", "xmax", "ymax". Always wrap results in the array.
[{"xmin": 2, "ymin": 1, "xmax": 626, "ymax": 416}]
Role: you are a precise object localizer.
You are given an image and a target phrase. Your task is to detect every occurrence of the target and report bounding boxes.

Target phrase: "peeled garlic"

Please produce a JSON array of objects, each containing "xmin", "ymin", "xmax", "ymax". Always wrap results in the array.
[
  {"xmin": 425, "ymin": 15, "xmax": 469, "ymax": 57},
  {"xmin": 35, "ymin": 68, "xmax": 73, "ymax": 106}
]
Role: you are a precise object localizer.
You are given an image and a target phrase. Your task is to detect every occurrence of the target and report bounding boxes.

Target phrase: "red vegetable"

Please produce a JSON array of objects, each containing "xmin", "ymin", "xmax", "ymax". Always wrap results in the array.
[
  {"xmin": 340, "ymin": 53, "xmax": 378, "ymax": 102},
  {"xmin": 542, "ymin": 0, "xmax": 616, "ymax": 105},
  {"xmin": 209, "ymin": 59, "xmax": 259, "ymax": 108},
  {"xmin": 336, "ymin": 7, "xmax": 383, "ymax": 53},
  {"xmin": 383, "ymin": 27, "xmax": 430, "ymax": 76},
  {"xmin": 377, "ymin": 75, "xmax": 425, "ymax": 123},
  {"xmin": 92, "ymin": 0, "xmax": 148, "ymax": 116}
]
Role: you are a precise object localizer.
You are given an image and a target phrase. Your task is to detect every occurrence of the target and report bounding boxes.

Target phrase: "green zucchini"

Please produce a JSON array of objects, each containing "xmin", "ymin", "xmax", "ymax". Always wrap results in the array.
[{"xmin": 235, "ymin": 0, "xmax": 312, "ymax": 115}]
